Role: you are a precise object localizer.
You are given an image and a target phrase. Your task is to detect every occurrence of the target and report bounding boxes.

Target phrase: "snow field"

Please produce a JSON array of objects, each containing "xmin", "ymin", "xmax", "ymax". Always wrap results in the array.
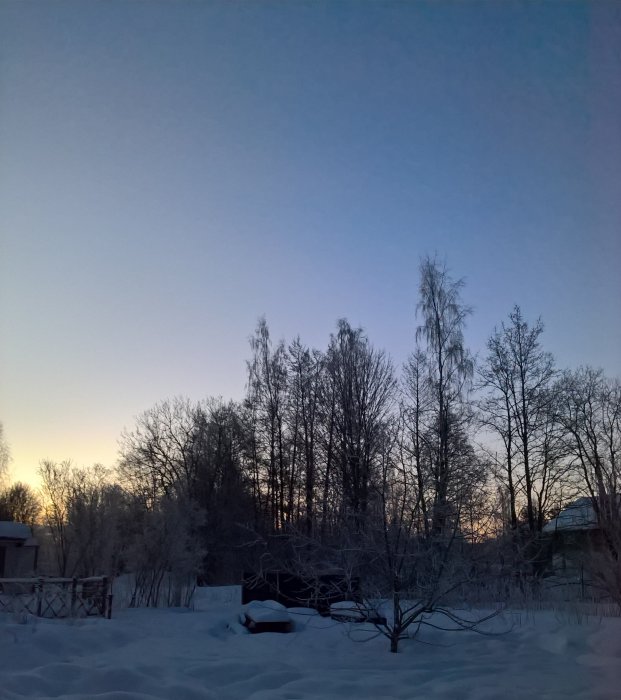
[{"xmin": 1, "ymin": 586, "xmax": 620, "ymax": 699}]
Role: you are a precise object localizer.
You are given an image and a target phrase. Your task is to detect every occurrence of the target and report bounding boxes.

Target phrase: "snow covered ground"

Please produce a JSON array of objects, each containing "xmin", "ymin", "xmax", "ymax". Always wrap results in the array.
[{"xmin": 1, "ymin": 586, "xmax": 620, "ymax": 699}]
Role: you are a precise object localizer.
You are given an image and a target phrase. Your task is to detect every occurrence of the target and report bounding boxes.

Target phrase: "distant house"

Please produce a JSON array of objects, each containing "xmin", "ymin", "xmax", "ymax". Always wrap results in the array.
[
  {"xmin": 0, "ymin": 521, "xmax": 39, "ymax": 577},
  {"xmin": 542, "ymin": 498, "xmax": 604, "ymax": 574}
]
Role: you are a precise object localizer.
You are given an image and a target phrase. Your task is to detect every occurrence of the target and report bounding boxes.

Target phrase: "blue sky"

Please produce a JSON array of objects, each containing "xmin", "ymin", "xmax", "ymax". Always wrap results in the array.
[{"xmin": 1, "ymin": 1, "xmax": 620, "ymax": 485}]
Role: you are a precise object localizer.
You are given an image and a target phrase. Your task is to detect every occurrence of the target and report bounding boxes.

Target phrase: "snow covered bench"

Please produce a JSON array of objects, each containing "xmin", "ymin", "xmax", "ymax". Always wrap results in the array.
[{"xmin": 241, "ymin": 600, "xmax": 293, "ymax": 634}]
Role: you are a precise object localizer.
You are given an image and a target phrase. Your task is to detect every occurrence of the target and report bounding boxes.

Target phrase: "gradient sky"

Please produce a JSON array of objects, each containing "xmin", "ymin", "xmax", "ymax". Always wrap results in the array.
[{"xmin": 1, "ymin": 1, "xmax": 620, "ymax": 487}]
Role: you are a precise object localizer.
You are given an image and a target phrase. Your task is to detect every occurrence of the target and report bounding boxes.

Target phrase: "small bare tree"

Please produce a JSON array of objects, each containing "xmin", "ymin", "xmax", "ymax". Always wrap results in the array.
[
  {"xmin": 0, "ymin": 482, "xmax": 41, "ymax": 527},
  {"xmin": 355, "ymin": 412, "xmax": 494, "ymax": 653},
  {"xmin": 126, "ymin": 490, "xmax": 206, "ymax": 607},
  {"xmin": 39, "ymin": 459, "xmax": 75, "ymax": 576},
  {"xmin": 38, "ymin": 460, "xmax": 125, "ymax": 577}
]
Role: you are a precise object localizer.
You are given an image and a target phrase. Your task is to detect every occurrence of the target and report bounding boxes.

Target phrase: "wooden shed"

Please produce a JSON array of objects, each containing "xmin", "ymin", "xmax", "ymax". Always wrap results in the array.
[{"xmin": 0, "ymin": 521, "xmax": 38, "ymax": 577}]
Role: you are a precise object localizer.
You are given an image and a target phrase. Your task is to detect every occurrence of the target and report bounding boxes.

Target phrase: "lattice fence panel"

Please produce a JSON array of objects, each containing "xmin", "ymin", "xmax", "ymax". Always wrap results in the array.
[{"xmin": 0, "ymin": 577, "xmax": 112, "ymax": 619}]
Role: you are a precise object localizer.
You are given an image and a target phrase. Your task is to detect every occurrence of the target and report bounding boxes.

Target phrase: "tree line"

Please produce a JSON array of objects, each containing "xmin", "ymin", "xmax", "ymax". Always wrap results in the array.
[{"xmin": 1, "ymin": 256, "xmax": 619, "ymax": 615}]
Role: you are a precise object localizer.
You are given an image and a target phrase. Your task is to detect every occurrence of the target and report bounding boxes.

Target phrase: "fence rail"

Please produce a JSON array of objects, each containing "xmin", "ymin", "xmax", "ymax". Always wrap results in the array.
[{"xmin": 0, "ymin": 576, "xmax": 113, "ymax": 619}]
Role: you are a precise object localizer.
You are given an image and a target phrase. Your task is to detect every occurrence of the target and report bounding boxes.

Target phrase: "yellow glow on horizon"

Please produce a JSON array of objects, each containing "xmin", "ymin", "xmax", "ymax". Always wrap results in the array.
[{"xmin": 7, "ymin": 439, "xmax": 120, "ymax": 490}]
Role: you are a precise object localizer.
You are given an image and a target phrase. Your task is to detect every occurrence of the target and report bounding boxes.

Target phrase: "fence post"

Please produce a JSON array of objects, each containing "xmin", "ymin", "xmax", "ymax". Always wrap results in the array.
[
  {"xmin": 36, "ymin": 577, "xmax": 43, "ymax": 617},
  {"xmin": 104, "ymin": 576, "xmax": 113, "ymax": 619},
  {"xmin": 71, "ymin": 578, "xmax": 77, "ymax": 617}
]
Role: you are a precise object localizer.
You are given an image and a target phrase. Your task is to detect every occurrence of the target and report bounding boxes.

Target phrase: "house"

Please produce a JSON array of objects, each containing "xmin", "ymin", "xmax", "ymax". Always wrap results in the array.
[
  {"xmin": 542, "ymin": 498, "xmax": 603, "ymax": 575},
  {"xmin": 0, "ymin": 521, "xmax": 39, "ymax": 577}
]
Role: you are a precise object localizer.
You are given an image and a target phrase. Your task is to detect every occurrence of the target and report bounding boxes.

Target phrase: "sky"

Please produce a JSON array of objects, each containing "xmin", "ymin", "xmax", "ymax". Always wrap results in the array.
[{"xmin": 1, "ymin": 1, "xmax": 620, "ymax": 488}]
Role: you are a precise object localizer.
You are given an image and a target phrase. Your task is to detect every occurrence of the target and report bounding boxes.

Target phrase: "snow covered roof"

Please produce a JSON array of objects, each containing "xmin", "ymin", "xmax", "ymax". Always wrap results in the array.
[
  {"xmin": 542, "ymin": 498, "xmax": 598, "ymax": 534},
  {"xmin": 0, "ymin": 521, "xmax": 33, "ymax": 540}
]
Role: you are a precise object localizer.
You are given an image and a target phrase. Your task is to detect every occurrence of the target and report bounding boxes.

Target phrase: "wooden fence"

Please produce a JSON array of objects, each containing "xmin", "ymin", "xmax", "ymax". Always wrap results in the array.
[{"xmin": 0, "ymin": 576, "xmax": 113, "ymax": 619}]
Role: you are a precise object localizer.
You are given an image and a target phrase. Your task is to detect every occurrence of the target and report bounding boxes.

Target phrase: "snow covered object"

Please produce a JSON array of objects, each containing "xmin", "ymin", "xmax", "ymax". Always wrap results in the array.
[{"xmin": 242, "ymin": 599, "xmax": 293, "ymax": 633}]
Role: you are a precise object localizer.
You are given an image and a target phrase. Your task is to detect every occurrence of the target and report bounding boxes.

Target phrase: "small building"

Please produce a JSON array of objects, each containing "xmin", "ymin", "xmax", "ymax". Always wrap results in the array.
[
  {"xmin": 0, "ymin": 521, "xmax": 39, "ymax": 577},
  {"xmin": 542, "ymin": 498, "xmax": 602, "ymax": 575}
]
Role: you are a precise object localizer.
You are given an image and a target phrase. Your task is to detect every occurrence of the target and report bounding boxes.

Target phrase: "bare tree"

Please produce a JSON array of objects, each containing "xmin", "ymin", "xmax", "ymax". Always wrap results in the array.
[
  {"xmin": 118, "ymin": 397, "xmax": 208, "ymax": 504},
  {"xmin": 479, "ymin": 307, "xmax": 557, "ymax": 536},
  {"xmin": 529, "ymin": 392, "xmax": 575, "ymax": 532},
  {"xmin": 478, "ymin": 328, "xmax": 520, "ymax": 532},
  {"xmin": 557, "ymin": 367, "xmax": 621, "ymax": 602},
  {"xmin": 245, "ymin": 318, "xmax": 291, "ymax": 531},
  {"xmin": 38, "ymin": 460, "xmax": 125, "ymax": 577},
  {"xmin": 317, "ymin": 347, "xmax": 339, "ymax": 541},
  {"xmin": 325, "ymin": 319, "xmax": 397, "ymax": 533},
  {"xmin": 557, "ymin": 368, "xmax": 620, "ymax": 519},
  {"xmin": 120, "ymin": 396, "xmax": 253, "ymax": 581},
  {"xmin": 288, "ymin": 338, "xmax": 323, "ymax": 536},
  {"xmin": 0, "ymin": 482, "xmax": 41, "ymax": 527},
  {"xmin": 127, "ymin": 490, "xmax": 206, "ymax": 607},
  {"xmin": 65, "ymin": 466, "xmax": 126, "ymax": 577},
  {"xmin": 415, "ymin": 256, "xmax": 475, "ymax": 535},
  {"xmin": 402, "ymin": 349, "xmax": 434, "ymax": 536},
  {"xmin": 195, "ymin": 398, "xmax": 254, "ymax": 582},
  {"xmin": 267, "ymin": 411, "xmax": 495, "ymax": 654},
  {"xmin": 39, "ymin": 459, "xmax": 75, "ymax": 575}
]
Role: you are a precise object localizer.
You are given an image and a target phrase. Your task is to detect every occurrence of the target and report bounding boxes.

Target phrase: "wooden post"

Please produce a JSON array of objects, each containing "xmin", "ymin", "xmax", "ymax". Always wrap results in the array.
[
  {"xmin": 36, "ymin": 577, "xmax": 43, "ymax": 617},
  {"xmin": 70, "ymin": 578, "xmax": 77, "ymax": 617},
  {"xmin": 105, "ymin": 577, "xmax": 113, "ymax": 619}
]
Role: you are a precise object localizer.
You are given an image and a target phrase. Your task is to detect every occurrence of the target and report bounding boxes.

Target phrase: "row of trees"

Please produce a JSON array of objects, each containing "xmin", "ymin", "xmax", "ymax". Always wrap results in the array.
[
  {"xmin": 114, "ymin": 259, "xmax": 483, "ymax": 555},
  {"xmin": 1, "ymin": 257, "xmax": 619, "ymax": 636},
  {"xmin": 114, "ymin": 260, "xmax": 617, "ymax": 547}
]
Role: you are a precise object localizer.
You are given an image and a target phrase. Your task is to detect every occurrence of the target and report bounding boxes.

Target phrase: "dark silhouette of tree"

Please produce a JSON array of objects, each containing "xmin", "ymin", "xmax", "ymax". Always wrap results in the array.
[
  {"xmin": 0, "ymin": 481, "xmax": 41, "ymax": 526},
  {"xmin": 288, "ymin": 338, "xmax": 323, "ymax": 536},
  {"xmin": 325, "ymin": 319, "xmax": 396, "ymax": 532},
  {"xmin": 245, "ymin": 318, "xmax": 291, "ymax": 530},
  {"xmin": 415, "ymin": 256, "xmax": 474, "ymax": 535},
  {"xmin": 481, "ymin": 307, "xmax": 556, "ymax": 535}
]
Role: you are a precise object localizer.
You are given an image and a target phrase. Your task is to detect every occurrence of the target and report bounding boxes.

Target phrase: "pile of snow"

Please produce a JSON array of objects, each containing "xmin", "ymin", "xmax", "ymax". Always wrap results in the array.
[
  {"xmin": 330, "ymin": 599, "xmax": 386, "ymax": 624},
  {"xmin": 1, "ymin": 585, "xmax": 620, "ymax": 699},
  {"xmin": 241, "ymin": 599, "xmax": 293, "ymax": 633},
  {"xmin": 244, "ymin": 599, "xmax": 291, "ymax": 624},
  {"xmin": 329, "ymin": 599, "xmax": 367, "ymax": 621}
]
